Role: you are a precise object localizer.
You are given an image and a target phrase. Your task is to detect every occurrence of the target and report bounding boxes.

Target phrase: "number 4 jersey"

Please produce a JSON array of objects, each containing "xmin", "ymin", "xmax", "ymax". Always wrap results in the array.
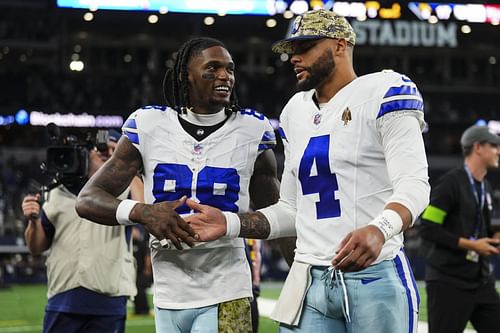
[
  {"xmin": 271, "ymin": 70, "xmax": 428, "ymax": 267},
  {"xmin": 122, "ymin": 105, "xmax": 276, "ymax": 309}
]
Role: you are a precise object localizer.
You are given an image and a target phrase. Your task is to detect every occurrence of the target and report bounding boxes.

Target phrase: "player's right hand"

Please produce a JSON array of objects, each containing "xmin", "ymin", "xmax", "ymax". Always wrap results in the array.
[
  {"xmin": 130, "ymin": 196, "xmax": 197, "ymax": 250},
  {"xmin": 184, "ymin": 199, "xmax": 227, "ymax": 242},
  {"xmin": 472, "ymin": 237, "xmax": 500, "ymax": 256},
  {"xmin": 22, "ymin": 194, "xmax": 41, "ymax": 221}
]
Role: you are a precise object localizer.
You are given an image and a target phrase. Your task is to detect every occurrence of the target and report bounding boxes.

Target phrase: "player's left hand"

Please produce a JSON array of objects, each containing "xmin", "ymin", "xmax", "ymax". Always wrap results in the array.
[
  {"xmin": 332, "ymin": 225, "xmax": 385, "ymax": 272},
  {"xmin": 184, "ymin": 199, "xmax": 227, "ymax": 242}
]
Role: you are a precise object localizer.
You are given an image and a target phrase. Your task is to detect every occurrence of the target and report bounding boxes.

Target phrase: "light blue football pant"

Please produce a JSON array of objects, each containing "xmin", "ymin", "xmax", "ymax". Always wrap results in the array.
[
  {"xmin": 280, "ymin": 250, "xmax": 419, "ymax": 333},
  {"xmin": 154, "ymin": 304, "xmax": 218, "ymax": 333}
]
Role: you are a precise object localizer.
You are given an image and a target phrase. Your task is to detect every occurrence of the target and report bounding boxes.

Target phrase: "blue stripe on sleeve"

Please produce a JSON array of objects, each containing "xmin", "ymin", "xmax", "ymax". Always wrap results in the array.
[
  {"xmin": 377, "ymin": 99, "xmax": 424, "ymax": 118},
  {"xmin": 401, "ymin": 75, "xmax": 412, "ymax": 83},
  {"xmin": 258, "ymin": 144, "xmax": 275, "ymax": 151},
  {"xmin": 278, "ymin": 127, "xmax": 288, "ymax": 142},
  {"xmin": 123, "ymin": 118, "xmax": 137, "ymax": 130},
  {"xmin": 261, "ymin": 131, "xmax": 276, "ymax": 144},
  {"xmin": 124, "ymin": 131, "xmax": 139, "ymax": 144},
  {"xmin": 383, "ymin": 85, "xmax": 422, "ymax": 99}
]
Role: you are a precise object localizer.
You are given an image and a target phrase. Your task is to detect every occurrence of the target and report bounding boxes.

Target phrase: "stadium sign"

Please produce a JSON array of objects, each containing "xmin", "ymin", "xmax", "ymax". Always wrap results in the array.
[
  {"xmin": 29, "ymin": 111, "xmax": 123, "ymax": 128},
  {"xmin": 352, "ymin": 20, "xmax": 457, "ymax": 47}
]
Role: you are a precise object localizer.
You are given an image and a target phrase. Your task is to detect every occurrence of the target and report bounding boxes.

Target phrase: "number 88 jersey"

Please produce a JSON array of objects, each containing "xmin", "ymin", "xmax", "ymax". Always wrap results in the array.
[{"xmin": 122, "ymin": 105, "xmax": 276, "ymax": 250}]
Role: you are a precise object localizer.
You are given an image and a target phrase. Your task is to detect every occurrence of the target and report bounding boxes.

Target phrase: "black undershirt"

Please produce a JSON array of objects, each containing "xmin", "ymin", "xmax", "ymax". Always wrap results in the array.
[{"xmin": 178, "ymin": 115, "xmax": 229, "ymax": 141}]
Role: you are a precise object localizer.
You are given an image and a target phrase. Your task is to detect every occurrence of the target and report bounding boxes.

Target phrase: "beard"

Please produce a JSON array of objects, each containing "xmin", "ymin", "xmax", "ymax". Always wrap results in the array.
[
  {"xmin": 296, "ymin": 49, "xmax": 335, "ymax": 92},
  {"xmin": 207, "ymin": 94, "xmax": 232, "ymax": 110}
]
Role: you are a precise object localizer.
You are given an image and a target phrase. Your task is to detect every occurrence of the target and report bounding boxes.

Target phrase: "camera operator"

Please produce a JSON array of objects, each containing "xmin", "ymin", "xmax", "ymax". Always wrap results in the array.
[{"xmin": 21, "ymin": 129, "xmax": 142, "ymax": 333}]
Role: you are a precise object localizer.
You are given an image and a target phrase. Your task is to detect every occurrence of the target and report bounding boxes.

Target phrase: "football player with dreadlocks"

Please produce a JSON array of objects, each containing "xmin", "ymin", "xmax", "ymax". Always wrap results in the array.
[{"xmin": 76, "ymin": 37, "xmax": 282, "ymax": 332}]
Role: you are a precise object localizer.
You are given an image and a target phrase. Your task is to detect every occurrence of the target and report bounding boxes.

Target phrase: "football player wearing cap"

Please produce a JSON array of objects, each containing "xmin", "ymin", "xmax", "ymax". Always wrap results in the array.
[
  {"xmin": 185, "ymin": 8, "xmax": 430, "ymax": 333},
  {"xmin": 421, "ymin": 125, "xmax": 500, "ymax": 333},
  {"xmin": 76, "ymin": 37, "xmax": 281, "ymax": 332}
]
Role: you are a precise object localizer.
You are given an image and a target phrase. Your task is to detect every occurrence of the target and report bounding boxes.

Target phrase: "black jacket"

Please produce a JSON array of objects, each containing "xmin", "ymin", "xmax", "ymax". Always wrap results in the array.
[{"xmin": 420, "ymin": 167, "xmax": 495, "ymax": 289}]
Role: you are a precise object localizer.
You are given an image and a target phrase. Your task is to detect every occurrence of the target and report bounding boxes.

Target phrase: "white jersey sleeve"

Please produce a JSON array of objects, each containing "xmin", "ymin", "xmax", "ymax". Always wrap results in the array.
[
  {"xmin": 252, "ymin": 108, "xmax": 277, "ymax": 154},
  {"xmin": 259, "ymin": 107, "xmax": 297, "ymax": 239},
  {"xmin": 121, "ymin": 105, "xmax": 169, "ymax": 155},
  {"xmin": 374, "ymin": 73, "xmax": 430, "ymax": 222}
]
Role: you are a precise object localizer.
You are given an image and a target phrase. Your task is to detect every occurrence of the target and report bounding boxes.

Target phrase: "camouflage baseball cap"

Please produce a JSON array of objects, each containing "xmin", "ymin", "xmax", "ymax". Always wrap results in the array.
[{"xmin": 272, "ymin": 9, "xmax": 356, "ymax": 54}]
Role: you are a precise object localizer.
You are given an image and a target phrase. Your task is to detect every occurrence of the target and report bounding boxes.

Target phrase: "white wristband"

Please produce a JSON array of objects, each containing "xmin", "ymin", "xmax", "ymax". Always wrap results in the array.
[
  {"xmin": 368, "ymin": 209, "xmax": 403, "ymax": 241},
  {"xmin": 223, "ymin": 212, "xmax": 241, "ymax": 238},
  {"xmin": 116, "ymin": 199, "xmax": 140, "ymax": 226}
]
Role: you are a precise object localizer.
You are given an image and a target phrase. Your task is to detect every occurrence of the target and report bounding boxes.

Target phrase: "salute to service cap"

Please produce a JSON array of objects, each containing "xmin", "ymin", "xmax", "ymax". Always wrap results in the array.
[
  {"xmin": 460, "ymin": 125, "xmax": 500, "ymax": 147},
  {"xmin": 272, "ymin": 9, "xmax": 356, "ymax": 54}
]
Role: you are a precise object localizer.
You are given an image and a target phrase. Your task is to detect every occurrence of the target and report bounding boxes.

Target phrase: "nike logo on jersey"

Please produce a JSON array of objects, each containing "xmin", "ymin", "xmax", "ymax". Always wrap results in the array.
[{"xmin": 360, "ymin": 277, "xmax": 382, "ymax": 285}]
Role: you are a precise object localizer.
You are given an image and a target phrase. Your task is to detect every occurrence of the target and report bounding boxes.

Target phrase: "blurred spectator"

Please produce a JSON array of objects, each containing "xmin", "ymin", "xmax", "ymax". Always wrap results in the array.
[
  {"xmin": 131, "ymin": 225, "xmax": 152, "ymax": 315},
  {"xmin": 245, "ymin": 239, "xmax": 262, "ymax": 333}
]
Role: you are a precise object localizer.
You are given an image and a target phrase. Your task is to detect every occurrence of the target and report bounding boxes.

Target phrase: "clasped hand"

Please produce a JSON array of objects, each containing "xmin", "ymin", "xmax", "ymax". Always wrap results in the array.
[{"xmin": 134, "ymin": 197, "xmax": 198, "ymax": 250}]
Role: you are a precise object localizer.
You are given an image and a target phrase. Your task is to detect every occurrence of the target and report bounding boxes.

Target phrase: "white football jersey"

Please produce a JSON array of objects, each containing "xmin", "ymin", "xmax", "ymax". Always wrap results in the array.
[
  {"xmin": 278, "ymin": 71, "xmax": 427, "ymax": 267},
  {"xmin": 122, "ymin": 105, "xmax": 276, "ymax": 308}
]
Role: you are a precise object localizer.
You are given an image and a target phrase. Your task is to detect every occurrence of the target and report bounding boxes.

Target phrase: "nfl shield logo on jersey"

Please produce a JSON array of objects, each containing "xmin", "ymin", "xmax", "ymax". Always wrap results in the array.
[
  {"xmin": 193, "ymin": 143, "xmax": 204, "ymax": 155},
  {"xmin": 313, "ymin": 113, "xmax": 322, "ymax": 125}
]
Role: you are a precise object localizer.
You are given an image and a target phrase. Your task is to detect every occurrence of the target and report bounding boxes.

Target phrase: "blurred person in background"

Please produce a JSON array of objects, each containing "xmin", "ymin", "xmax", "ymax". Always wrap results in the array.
[
  {"xmin": 76, "ymin": 37, "xmax": 284, "ymax": 332},
  {"xmin": 21, "ymin": 129, "xmax": 142, "ymax": 333},
  {"xmin": 245, "ymin": 239, "xmax": 262, "ymax": 333},
  {"xmin": 131, "ymin": 225, "xmax": 152, "ymax": 315},
  {"xmin": 421, "ymin": 125, "xmax": 500, "ymax": 333},
  {"xmin": 185, "ymin": 9, "xmax": 429, "ymax": 333}
]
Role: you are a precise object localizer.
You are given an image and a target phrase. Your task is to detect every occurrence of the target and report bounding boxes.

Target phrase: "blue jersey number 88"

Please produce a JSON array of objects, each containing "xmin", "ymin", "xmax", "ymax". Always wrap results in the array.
[{"xmin": 152, "ymin": 163, "xmax": 240, "ymax": 214}]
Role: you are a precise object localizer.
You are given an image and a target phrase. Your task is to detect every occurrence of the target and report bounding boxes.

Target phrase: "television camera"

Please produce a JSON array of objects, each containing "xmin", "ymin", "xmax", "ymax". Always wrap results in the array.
[
  {"xmin": 35, "ymin": 123, "xmax": 111, "ymax": 195},
  {"xmin": 27, "ymin": 124, "xmax": 112, "ymax": 220}
]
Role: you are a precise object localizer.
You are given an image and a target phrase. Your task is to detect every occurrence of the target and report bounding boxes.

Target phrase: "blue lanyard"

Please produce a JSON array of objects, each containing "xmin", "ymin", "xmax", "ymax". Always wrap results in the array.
[{"xmin": 464, "ymin": 165, "xmax": 485, "ymax": 237}]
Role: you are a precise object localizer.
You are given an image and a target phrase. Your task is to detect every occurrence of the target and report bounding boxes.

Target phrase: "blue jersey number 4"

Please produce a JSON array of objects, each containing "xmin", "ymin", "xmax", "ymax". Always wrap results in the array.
[{"xmin": 298, "ymin": 135, "xmax": 341, "ymax": 219}]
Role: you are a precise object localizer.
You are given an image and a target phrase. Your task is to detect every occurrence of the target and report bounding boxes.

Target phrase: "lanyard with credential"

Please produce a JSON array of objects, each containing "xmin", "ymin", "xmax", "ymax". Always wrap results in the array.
[{"xmin": 464, "ymin": 165, "xmax": 485, "ymax": 238}]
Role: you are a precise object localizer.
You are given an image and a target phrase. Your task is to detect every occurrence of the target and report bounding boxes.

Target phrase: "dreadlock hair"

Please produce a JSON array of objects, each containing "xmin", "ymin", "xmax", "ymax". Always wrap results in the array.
[{"xmin": 163, "ymin": 37, "xmax": 240, "ymax": 115}]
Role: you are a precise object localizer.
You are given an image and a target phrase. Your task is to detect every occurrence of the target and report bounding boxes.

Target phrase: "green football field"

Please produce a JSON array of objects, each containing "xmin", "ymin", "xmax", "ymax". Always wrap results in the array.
[
  {"xmin": 0, "ymin": 281, "xmax": 467, "ymax": 333},
  {"xmin": 0, "ymin": 284, "xmax": 281, "ymax": 333}
]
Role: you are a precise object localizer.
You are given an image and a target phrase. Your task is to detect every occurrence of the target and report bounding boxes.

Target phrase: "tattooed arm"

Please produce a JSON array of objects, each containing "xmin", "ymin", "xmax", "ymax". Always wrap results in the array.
[
  {"xmin": 76, "ymin": 137, "xmax": 196, "ymax": 249},
  {"xmin": 186, "ymin": 150, "xmax": 297, "ymax": 247}
]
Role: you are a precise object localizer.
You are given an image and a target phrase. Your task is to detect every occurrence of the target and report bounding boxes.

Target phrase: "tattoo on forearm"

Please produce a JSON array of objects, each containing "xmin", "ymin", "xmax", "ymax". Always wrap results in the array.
[{"xmin": 239, "ymin": 211, "xmax": 270, "ymax": 239}]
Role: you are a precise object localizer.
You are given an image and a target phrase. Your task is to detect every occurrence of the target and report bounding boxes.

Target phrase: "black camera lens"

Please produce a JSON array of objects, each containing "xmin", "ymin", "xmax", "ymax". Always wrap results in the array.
[
  {"xmin": 47, "ymin": 146, "xmax": 87, "ymax": 176},
  {"xmin": 53, "ymin": 151, "xmax": 76, "ymax": 171}
]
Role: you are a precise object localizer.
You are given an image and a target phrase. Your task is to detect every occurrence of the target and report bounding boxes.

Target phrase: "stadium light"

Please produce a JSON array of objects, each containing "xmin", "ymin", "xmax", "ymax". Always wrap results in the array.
[
  {"xmin": 266, "ymin": 18, "xmax": 277, "ymax": 28},
  {"xmin": 148, "ymin": 14, "xmax": 159, "ymax": 23},
  {"xmin": 203, "ymin": 16, "xmax": 215, "ymax": 25},
  {"xmin": 83, "ymin": 12, "xmax": 94, "ymax": 21},
  {"xmin": 69, "ymin": 60, "xmax": 84, "ymax": 71}
]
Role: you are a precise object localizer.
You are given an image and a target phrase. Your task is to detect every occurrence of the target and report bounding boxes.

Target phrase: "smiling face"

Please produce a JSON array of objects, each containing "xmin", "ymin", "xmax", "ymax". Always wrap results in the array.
[
  {"xmin": 479, "ymin": 142, "xmax": 500, "ymax": 169},
  {"xmin": 187, "ymin": 46, "xmax": 235, "ymax": 114}
]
